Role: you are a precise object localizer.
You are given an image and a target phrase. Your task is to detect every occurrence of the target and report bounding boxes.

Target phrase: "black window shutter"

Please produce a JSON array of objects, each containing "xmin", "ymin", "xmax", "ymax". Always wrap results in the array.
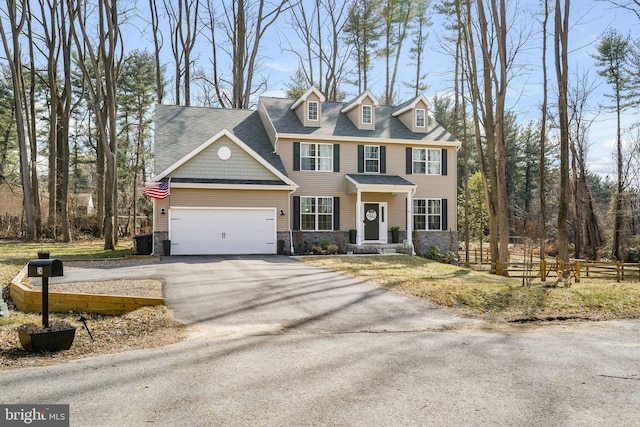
[
  {"xmin": 358, "ymin": 145, "xmax": 364, "ymax": 173},
  {"xmin": 333, "ymin": 144, "xmax": 340, "ymax": 172},
  {"xmin": 293, "ymin": 142, "xmax": 300, "ymax": 171},
  {"xmin": 333, "ymin": 197, "xmax": 340, "ymax": 230},
  {"xmin": 406, "ymin": 147, "xmax": 413, "ymax": 174},
  {"xmin": 380, "ymin": 146, "xmax": 386, "ymax": 174},
  {"xmin": 293, "ymin": 196, "xmax": 300, "ymax": 230},
  {"xmin": 441, "ymin": 148, "xmax": 448, "ymax": 175},
  {"xmin": 441, "ymin": 198, "xmax": 448, "ymax": 231}
]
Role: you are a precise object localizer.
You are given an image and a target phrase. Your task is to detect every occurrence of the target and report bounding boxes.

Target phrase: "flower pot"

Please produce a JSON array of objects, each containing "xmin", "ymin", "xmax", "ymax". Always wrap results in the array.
[
  {"xmin": 17, "ymin": 323, "xmax": 76, "ymax": 353},
  {"xmin": 391, "ymin": 230, "xmax": 400, "ymax": 243},
  {"xmin": 349, "ymin": 229, "xmax": 357, "ymax": 244}
]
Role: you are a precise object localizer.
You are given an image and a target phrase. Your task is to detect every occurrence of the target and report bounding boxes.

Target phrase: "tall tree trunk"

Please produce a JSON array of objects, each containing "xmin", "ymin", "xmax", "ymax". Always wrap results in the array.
[
  {"xmin": 539, "ymin": 0, "xmax": 549, "ymax": 261},
  {"xmin": 0, "ymin": 0, "xmax": 36, "ymax": 241},
  {"xmin": 149, "ymin": 0, "xmax": 164, "ymax": 104},
  {"xmin": 25, "ymin": 3, "xmax": 41, "ymax": 237},
  {"xmin": 555, "ymin": 0, "xmax": 571, "ymax": 281}
]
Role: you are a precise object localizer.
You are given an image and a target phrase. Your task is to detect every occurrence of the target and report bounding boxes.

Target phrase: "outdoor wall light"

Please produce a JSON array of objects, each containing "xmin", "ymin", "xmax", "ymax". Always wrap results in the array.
[
  {"xmin": 161, "ymin": 208, "xmax": 166, "ymax": 215},
  {"xmin": 280, "ymin": 209, "xmax": 285, "ymax": 216}
]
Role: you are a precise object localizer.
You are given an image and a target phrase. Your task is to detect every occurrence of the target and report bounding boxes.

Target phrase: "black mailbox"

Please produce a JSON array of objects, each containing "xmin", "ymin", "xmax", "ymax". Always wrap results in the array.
[{"xmin": 27, "ymin": 259, "xmax": 64, "ymax": 278}]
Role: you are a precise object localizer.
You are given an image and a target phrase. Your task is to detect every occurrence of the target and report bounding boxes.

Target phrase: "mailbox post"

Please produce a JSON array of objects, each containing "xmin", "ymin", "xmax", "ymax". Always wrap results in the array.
[{"xmin": 27, "ymin": 259, "xmax": 64, "ymax": 328}]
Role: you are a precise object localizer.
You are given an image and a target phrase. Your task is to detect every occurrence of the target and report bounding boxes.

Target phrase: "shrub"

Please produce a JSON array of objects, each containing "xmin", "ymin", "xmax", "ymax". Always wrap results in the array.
[
  {"xmin": 624, "ymin": 247, "xmax": 640, "ymax": 263},
  {"xmin": 426, "ymin": 245, "xmax": 442, "ymax": 261}
]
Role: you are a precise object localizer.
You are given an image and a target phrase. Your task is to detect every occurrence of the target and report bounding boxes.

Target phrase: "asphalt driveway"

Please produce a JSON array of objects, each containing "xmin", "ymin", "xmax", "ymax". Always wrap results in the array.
[{"xmin": 4, "ymin": 256, "xmax": 640, "ymax": 426}]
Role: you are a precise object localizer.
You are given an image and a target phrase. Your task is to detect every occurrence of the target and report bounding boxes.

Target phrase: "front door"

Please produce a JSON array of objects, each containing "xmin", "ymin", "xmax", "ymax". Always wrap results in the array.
[{"xmin": 364, "ymin": 203, "xmax": 380, "ymax": 240}]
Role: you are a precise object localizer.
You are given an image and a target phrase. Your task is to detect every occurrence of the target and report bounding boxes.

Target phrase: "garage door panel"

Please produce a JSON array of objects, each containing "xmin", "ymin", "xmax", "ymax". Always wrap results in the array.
[{"xmin": 169, "ymin": 208, "xmax": 276, "ymax": 255}]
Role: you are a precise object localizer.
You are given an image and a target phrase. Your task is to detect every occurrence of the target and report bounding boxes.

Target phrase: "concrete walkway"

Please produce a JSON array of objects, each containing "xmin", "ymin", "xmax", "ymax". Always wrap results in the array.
[{"xmin": 4, "ymin": 256, "xmax": 640, "ymax": 426}]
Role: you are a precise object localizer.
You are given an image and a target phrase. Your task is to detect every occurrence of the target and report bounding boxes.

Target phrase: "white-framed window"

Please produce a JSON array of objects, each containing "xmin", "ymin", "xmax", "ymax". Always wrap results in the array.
[
  {"xmin": 308, "ymin": 101, "xmax": 318, "ymax": 121},
  {"xmin": 362, "ymin": 105, "xmax": 373, "ymax": 125},
  {"xmin": 416, "ymin": 109, "xmax": 426, "ymax": 127},
  {"xmin": 364, "ymin": 145, "xmax": 380, "ymax": 173},
  {"xmin": 301, "ymin": 196, "xmax": 333, "ymax": 231},
  {"xmin": 413, "ymin": 199, "xmax": 441, "ymax": 231},
  {"xmin": 301, "ymin": 142, "xmax": 333, "ymax": 171},
  {"xmin": 412, "ymin": 148, "xmax": 441, "ymax": 175}
]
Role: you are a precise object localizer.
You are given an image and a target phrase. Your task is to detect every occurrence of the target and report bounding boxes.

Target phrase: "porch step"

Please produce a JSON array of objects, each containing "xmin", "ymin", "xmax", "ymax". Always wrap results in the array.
[{"xmin": 346, "ymin": 243, "xmax": 412, "ymax": 255}]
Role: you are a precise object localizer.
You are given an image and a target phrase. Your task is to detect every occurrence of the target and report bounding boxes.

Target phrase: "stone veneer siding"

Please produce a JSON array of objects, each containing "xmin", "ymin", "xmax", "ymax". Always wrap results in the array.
[
  {"xmin": 413, "ymin": 230, "xmax": 459, "ymax": 259},
  {"xmin": 152, "ymin": 230, "xmax": 458, "ymax": 258}
]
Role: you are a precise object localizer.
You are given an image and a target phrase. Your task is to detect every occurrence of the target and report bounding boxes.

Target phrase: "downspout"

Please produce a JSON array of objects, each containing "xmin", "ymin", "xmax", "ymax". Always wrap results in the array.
[
  {"xmin": 288, "ymin": 189, "xmax": 295, "ymax": 254},
  {"xmin": 356, "ymin": 189, "xmax": 362, "ymax": 245}
]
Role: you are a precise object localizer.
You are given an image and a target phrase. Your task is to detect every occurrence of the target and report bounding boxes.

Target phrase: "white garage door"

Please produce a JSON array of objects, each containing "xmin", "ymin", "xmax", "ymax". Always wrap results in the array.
[{"xmin": 169, "ymin": 208, "xmax": 277, "ymax": 255}]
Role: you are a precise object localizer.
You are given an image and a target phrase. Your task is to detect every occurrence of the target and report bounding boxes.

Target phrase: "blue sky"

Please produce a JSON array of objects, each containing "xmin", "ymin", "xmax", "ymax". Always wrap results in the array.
[
  {"xmin": 126, "ymin": 0, "xmax": 638, "ymax": 178},
  {"xmin": 257, "ymin": 1, "xmax": 639, "ymax": 178}
]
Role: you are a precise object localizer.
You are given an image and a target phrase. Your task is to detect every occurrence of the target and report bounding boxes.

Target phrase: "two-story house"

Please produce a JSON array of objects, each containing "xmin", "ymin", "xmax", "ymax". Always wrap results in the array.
[{"xmin": 150, "ymin": 87, "xmax": 460, "ymax": 256}]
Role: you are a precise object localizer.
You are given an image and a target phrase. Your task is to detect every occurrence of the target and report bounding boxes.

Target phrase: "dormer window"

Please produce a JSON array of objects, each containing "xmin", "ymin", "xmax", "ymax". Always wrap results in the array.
[
  {"xmin": 308, "ymin": 101, "xmax": 318, "ymax": 121},
  {"xmin": 416, "ymin": 109, "xmax": 426, "ymax": 128},
  {"xmin": 362, "ymin": 105, "xmax": 373, "ymax": 125}
]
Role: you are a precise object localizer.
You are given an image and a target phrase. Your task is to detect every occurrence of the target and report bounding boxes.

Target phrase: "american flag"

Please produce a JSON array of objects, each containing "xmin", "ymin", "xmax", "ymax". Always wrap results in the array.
[{"xmin": 143, "ymin": 179, "xmax": 170, "ymax": 199}]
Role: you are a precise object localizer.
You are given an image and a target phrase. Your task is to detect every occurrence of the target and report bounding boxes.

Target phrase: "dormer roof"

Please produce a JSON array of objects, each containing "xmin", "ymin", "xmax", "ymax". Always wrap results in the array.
[
  {"xmin": 340, "ymin": 90, "xmax": 379, "ymax": 113},
  {"xmin": 392, "ymin": 94, "xmax": 432, "ymax": 117},
  {"xmin": 290, "ymin": 86, "xmax": 326, "ymax": 111}
]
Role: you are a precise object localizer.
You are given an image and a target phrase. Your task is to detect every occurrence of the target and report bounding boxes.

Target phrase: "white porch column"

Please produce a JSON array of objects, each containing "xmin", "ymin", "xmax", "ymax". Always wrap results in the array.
[
  {"xmin": 407, "ymin": 189, "xmax": 414, "ymax": 253},
  {"xmin": 356, "ymin": 189, "xmax": 362, "ymax": 245}
]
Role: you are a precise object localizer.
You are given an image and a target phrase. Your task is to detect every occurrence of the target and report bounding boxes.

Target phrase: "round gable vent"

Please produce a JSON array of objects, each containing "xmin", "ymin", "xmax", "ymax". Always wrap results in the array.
[{"xmin": 218, "ymin": 146, "xmax": 232, "ymax": 160}]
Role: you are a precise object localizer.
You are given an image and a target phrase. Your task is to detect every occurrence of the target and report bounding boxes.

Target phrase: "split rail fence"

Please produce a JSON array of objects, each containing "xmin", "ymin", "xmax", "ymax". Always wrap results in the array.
[{"xmin": 464, "ymin": 248, "xmax": 640, "ymax": 283}]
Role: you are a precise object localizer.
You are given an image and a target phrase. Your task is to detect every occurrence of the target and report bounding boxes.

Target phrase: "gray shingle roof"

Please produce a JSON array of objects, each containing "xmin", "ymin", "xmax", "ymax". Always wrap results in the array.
[
  {"xmin": 153, "ymin": 104, "xmax": 287, "ymax": 176},
  {"xmin": 346, "ymin": 174, "xmax": 416, "ymax": 186},
  {"xmin": 260, "ymin": 97, "xmax": 457, "ymax": 142}
]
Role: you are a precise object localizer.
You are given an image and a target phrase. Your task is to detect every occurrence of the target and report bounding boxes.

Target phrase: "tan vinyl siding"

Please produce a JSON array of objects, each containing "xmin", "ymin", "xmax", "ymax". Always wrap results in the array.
[
  {"xmin": 154, "ymin": 188, "xmax": 290, "ymax": 232},
  {"xmin": 280, "ymin": 138, "xmax": 457, "ymax": 232},
  {"xmin": 397, "ymin": 99, "xmax": 430, "ymax": 133},
  {"xmin": 171, "ymin": 136, "xmax": 278, "ymax": 181},
  {"xmin": 345, "ymin": 99, "xmax": 375, "ymax": 130},
  {"xmin": 294, "ymin": 93, "xmax": 322, "ymax": 127}
]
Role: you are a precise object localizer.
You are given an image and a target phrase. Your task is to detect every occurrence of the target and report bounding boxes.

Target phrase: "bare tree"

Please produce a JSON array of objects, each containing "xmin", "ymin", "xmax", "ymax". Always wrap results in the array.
[
  {"xmin": 24, "ymin": 2, "xmax": 42, "ymax": 237},
  {"xmin": 202, "ymin": 0, "xmax": 291, "ymax": 108},
  {"xmin": 568, "ymin": 72, "xmax": 604, "ymax": 260},
  {"xmin": 462, "ymin": 0, "xmax": 519, "ymax": 276},
  {"xmin": 163, "ymin": 0, "xmax": 199, "ymax": 106},
  {"xmin": 148, "ymin": 0, "xmax": 164, "ymax": 104},
  {"xmin": 554, "ymin": 0, "xmax": 571, "ymax": 281},
  {"xmin": 285, "ymin": 0, "xmax": 351, "ymax": 101},
  {"xmin": 539, "ymin": 0, "xmax": 550, "ymax": 260},
  {"xmin": 0, "ymin": 0, "xmax": 36, "ymax": 241},
  {"xmin": 34, "ymin": 0, "xmax": 77, "ymax": 242},
  {"xmin": 68, "ymin": 0, "xmax": 124, "ymax": 250}
]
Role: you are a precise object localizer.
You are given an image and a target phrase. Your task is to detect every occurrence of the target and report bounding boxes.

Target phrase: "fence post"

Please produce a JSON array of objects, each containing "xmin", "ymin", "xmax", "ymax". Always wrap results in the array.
[
  {"xmin": 622, "ymin": 260, "xmax": 625, "ymax": 281},
  {"xmin": 616, "ymin": 261, "xmax": 621, "ymax": 283},
  {"xmin": 586, "ymin": 259, "xmax": 590, "ymax": 277},
  {"xmin": 575, "ymin": 260, "xmax": 581, "ymax": 283},
  {"xmin": 541, "ymin": 259, "xmax": 546, "ymax": 282}
]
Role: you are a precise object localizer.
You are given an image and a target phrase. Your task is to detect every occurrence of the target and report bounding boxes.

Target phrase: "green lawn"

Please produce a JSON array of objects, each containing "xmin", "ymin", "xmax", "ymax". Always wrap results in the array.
[{"xmin": 302, "ymin": 255, "xmax": 640, "ymax": 321}]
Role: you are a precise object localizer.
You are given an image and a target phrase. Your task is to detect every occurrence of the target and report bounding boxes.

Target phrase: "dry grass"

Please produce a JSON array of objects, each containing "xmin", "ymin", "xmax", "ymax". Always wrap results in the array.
[
  {"xmin": 0, "ymin": 306, "xmax": 185, "ymax": 371},
  {"xmin": 302, "ymin": 255, "xmax": 640, "ymax": 322}
]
